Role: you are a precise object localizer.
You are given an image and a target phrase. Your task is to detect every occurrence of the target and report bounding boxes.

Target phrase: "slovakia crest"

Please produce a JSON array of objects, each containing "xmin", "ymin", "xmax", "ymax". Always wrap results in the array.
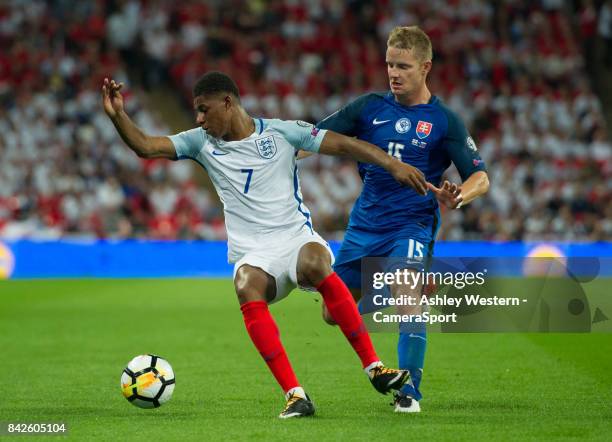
[
  {"xmin": 416, "ymin": 121, "xmax": 433, "ymax": 139},
  {"xmin": 255, "ymin": 136, "xmax": 277, "ymax": 159}
]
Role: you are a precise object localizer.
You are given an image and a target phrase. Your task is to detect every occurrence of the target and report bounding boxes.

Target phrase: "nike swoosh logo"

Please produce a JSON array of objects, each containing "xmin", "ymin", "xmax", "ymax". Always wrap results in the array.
[
  {"xmin": 373, "ymin": 118, "xmax": 391, "ymax": 125},
  {"xmin": 408, "ymin": 333, "xmax": 427, "ymax": 341},
  {"xmin": 212, "ymin": 151, "xmax": 229, "ymax": 156}
]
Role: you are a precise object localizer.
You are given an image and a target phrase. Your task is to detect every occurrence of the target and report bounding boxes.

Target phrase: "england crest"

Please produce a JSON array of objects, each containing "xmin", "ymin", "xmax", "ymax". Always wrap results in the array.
[
  {"xmin": 416, "ymin": 121, "xmax": 432, "ymax": 139},
  {"xmin": 255, "ymin": 136, "xmax": 277, "ymax": 159}
]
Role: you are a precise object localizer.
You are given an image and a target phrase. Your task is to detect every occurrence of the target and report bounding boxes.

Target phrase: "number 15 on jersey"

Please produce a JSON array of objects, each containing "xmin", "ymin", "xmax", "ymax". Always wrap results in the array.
[{"xmin": 387, "ymin": 142, "xmax": 404, "ymax": 160}]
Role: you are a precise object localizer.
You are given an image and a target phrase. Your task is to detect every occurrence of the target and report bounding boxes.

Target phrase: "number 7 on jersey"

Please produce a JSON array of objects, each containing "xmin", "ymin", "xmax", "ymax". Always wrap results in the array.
[{"xmin": 241, "ymin": 169, "xmax": 253, "ymax": 194}]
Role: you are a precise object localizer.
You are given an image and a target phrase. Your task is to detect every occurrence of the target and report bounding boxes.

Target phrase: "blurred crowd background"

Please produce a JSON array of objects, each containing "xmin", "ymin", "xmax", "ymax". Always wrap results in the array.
[{"xmin": 1, "ymin": 0, "xmax": 610, "ymax": 242}]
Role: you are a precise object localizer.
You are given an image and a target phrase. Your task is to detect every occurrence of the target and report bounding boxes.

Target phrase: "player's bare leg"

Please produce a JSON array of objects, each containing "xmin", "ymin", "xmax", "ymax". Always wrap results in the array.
[
  {"xmin": 296, "ymin": 243, "xmax": 410, "ymax": 394},
  {"xmin": 234, "ymin": 265, "xmax": 314, "ymax": 418},
  {"xmin": 322, "ymin": 288, "xmax": 361, "ymax": 325}
]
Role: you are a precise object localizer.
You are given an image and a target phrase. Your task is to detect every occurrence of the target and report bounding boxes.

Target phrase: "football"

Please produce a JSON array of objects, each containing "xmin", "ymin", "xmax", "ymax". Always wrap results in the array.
[{"xmin": 121, "ymin": 354, "xmax": 175, "ymax": 408}]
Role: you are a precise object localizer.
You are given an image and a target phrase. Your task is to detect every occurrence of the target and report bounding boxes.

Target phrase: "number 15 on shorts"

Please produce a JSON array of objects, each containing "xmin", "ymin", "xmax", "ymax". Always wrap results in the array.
[{"xmin": 408, "ymin": 239, "xmax": 424, "ymax": 260}]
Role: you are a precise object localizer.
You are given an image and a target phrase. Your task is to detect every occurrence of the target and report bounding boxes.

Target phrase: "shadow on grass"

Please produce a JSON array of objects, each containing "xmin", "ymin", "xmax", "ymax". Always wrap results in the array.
[
  {"xmin": 3, "ymin": 405, "xmax": 200, "ymax": 420},
  {"xmin": 433, "ymin": 398, "xmax": 533, "ymax": 412}
]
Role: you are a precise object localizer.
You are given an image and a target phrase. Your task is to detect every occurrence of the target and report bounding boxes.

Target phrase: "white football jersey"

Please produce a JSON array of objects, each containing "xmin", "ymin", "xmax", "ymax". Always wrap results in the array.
[{"xmin": 169, "ymin": 118, "xmax": 328, "ymax": 262}]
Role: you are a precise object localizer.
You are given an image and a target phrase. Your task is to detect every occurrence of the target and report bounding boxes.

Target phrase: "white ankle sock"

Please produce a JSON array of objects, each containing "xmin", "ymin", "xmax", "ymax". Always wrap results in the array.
[
  {"xmin": 285, "ymin": 386, "xmax": 306, "ymax": 399},
  {"xmin": 364, "ymin": 360, "xmax": 383, "ymax": 378}
]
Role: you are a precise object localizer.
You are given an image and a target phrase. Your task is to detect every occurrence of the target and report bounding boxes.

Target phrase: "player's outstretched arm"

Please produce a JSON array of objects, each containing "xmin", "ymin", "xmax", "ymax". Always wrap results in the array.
[
  {"xmin": 318, "ymin": 131, "xmax": 428, "ymax": 195},
  {"xmin": 427, "ymin": 171, "xmax": 489, "ymax": 209},
  {"xmin": 102, "ymin": 78, "xmax": 177, "ymax": 159}
]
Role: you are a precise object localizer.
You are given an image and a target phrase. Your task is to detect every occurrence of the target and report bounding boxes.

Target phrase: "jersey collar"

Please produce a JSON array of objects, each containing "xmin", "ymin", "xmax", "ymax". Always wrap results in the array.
[
  {"xmin": 223, "ymin": 118, "xmax": 264, "ymax": 143},
  {"xmin": 253, "ymin": 118, "xmax": 265, "ymax": 135},
  {"xmin": 385, "ymin": 91, "xmax": 438, "ymax": 108}
]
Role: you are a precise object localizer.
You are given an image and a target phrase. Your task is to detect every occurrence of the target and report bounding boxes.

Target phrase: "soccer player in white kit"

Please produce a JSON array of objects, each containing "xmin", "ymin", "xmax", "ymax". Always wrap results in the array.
[{"xmin": 102, "ymin": 72, "xmax": 428, "ymax": 418}]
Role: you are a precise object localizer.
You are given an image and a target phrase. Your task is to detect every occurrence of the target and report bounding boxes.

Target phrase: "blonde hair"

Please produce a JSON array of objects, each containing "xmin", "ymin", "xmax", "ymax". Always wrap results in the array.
[{"xmin": 387, "ymin": 26, "xmax": 433, "ymax": 62}]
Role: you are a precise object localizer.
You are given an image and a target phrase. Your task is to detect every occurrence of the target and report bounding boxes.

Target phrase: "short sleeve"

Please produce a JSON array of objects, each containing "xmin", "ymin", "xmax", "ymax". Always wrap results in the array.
[
  {"xmin": 168, "ymin": 127, "xmax": 205, "ymax": 160},
  {"xmin": 268, "ymin": 119, "xmax": 327, "ymax": 153},
  {"xmin": 442, "ymin": 109, "xmax": 487, "ymax": 181}
]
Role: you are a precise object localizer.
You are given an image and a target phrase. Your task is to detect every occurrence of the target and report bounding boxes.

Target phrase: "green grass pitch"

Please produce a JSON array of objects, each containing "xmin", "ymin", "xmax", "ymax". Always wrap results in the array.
[{"xmin": 0, "ymin": 279, "xmax": 610, "ymax": 441}]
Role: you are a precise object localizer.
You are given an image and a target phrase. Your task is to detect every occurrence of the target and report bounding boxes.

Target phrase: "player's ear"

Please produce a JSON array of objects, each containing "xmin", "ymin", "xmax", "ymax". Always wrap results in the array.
[
  {"xmin": 224, "ymin": 95, "xmax": 233, "ymax": 110},
  {"xmin": 422, "ymin": 60, "xmax": 432, "ymax": 76}
]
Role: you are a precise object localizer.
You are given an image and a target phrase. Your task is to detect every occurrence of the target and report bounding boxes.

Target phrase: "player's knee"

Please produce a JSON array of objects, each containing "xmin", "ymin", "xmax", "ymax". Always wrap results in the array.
[
  {"xmin": 235, "ymin": 287, "xmax": 255, "ymax": 305},
  {"xmin": 234, "ymin": 280, "xmax": 254, "ymax": 305},
  {"xmin": 234, "ymin": 265, "xmax": 269, "ymax": 305},
  {"xmin": 296, "ymin": 249, "xmax": 332, "ymax": 287}
]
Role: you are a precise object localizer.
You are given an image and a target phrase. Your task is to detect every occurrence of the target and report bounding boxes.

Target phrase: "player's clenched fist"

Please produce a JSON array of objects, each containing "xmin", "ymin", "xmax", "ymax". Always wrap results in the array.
[
  {"xmin": 388, "ymin": 161, "xmax": 428, "ymax": 196},
  {"xmin": 102, "ymin": 77, "xmax": 125, "ymax": 119}
]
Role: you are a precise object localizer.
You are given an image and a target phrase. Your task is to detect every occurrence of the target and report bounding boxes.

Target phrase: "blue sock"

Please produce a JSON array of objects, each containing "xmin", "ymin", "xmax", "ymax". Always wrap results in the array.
[{"xmin": 397, "ymin": 331, "xmax": 426, "ymax": 400}]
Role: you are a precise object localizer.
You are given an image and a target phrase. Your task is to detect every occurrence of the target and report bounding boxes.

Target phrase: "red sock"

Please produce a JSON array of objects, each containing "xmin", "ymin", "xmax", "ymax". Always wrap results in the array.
[
  {"xmin": 317, "ymin": 272, "xmax": 379, "ymax": 368},
  {"xmin": 240, "ymin": 300, "xmax": 299, "ymax": 393}
]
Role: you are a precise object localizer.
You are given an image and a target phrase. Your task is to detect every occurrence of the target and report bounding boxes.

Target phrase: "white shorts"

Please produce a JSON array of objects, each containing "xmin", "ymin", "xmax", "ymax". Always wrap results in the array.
[{"xmin": 232, "ymin": 226, "xmax": 335, "ymax": 304}]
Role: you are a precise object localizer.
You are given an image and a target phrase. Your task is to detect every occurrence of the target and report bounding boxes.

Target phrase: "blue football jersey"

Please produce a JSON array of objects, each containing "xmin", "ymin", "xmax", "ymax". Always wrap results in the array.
[{"xmin": 317, "ymin": 92, "xmax": 486, "ymax": 232}]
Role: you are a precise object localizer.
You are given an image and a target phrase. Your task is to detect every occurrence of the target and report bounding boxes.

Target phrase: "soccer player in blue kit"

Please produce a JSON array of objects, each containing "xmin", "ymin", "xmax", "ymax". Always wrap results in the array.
[{"xmin": 317, "ymin": 26, "xmax": 490, "ymax": 412}]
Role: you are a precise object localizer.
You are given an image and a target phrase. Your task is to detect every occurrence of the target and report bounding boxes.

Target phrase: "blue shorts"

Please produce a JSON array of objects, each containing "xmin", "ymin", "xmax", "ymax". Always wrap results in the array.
[{"xmin": 333, "ymin": 214, "xmax": 440, "ymax": 291}]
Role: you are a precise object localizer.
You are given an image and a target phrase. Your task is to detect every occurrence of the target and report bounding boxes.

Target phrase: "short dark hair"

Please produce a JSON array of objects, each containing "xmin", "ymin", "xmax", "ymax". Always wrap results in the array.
[{"xmin": 192, "ymin": 71, "xmax": 240, "ymax": 101}]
